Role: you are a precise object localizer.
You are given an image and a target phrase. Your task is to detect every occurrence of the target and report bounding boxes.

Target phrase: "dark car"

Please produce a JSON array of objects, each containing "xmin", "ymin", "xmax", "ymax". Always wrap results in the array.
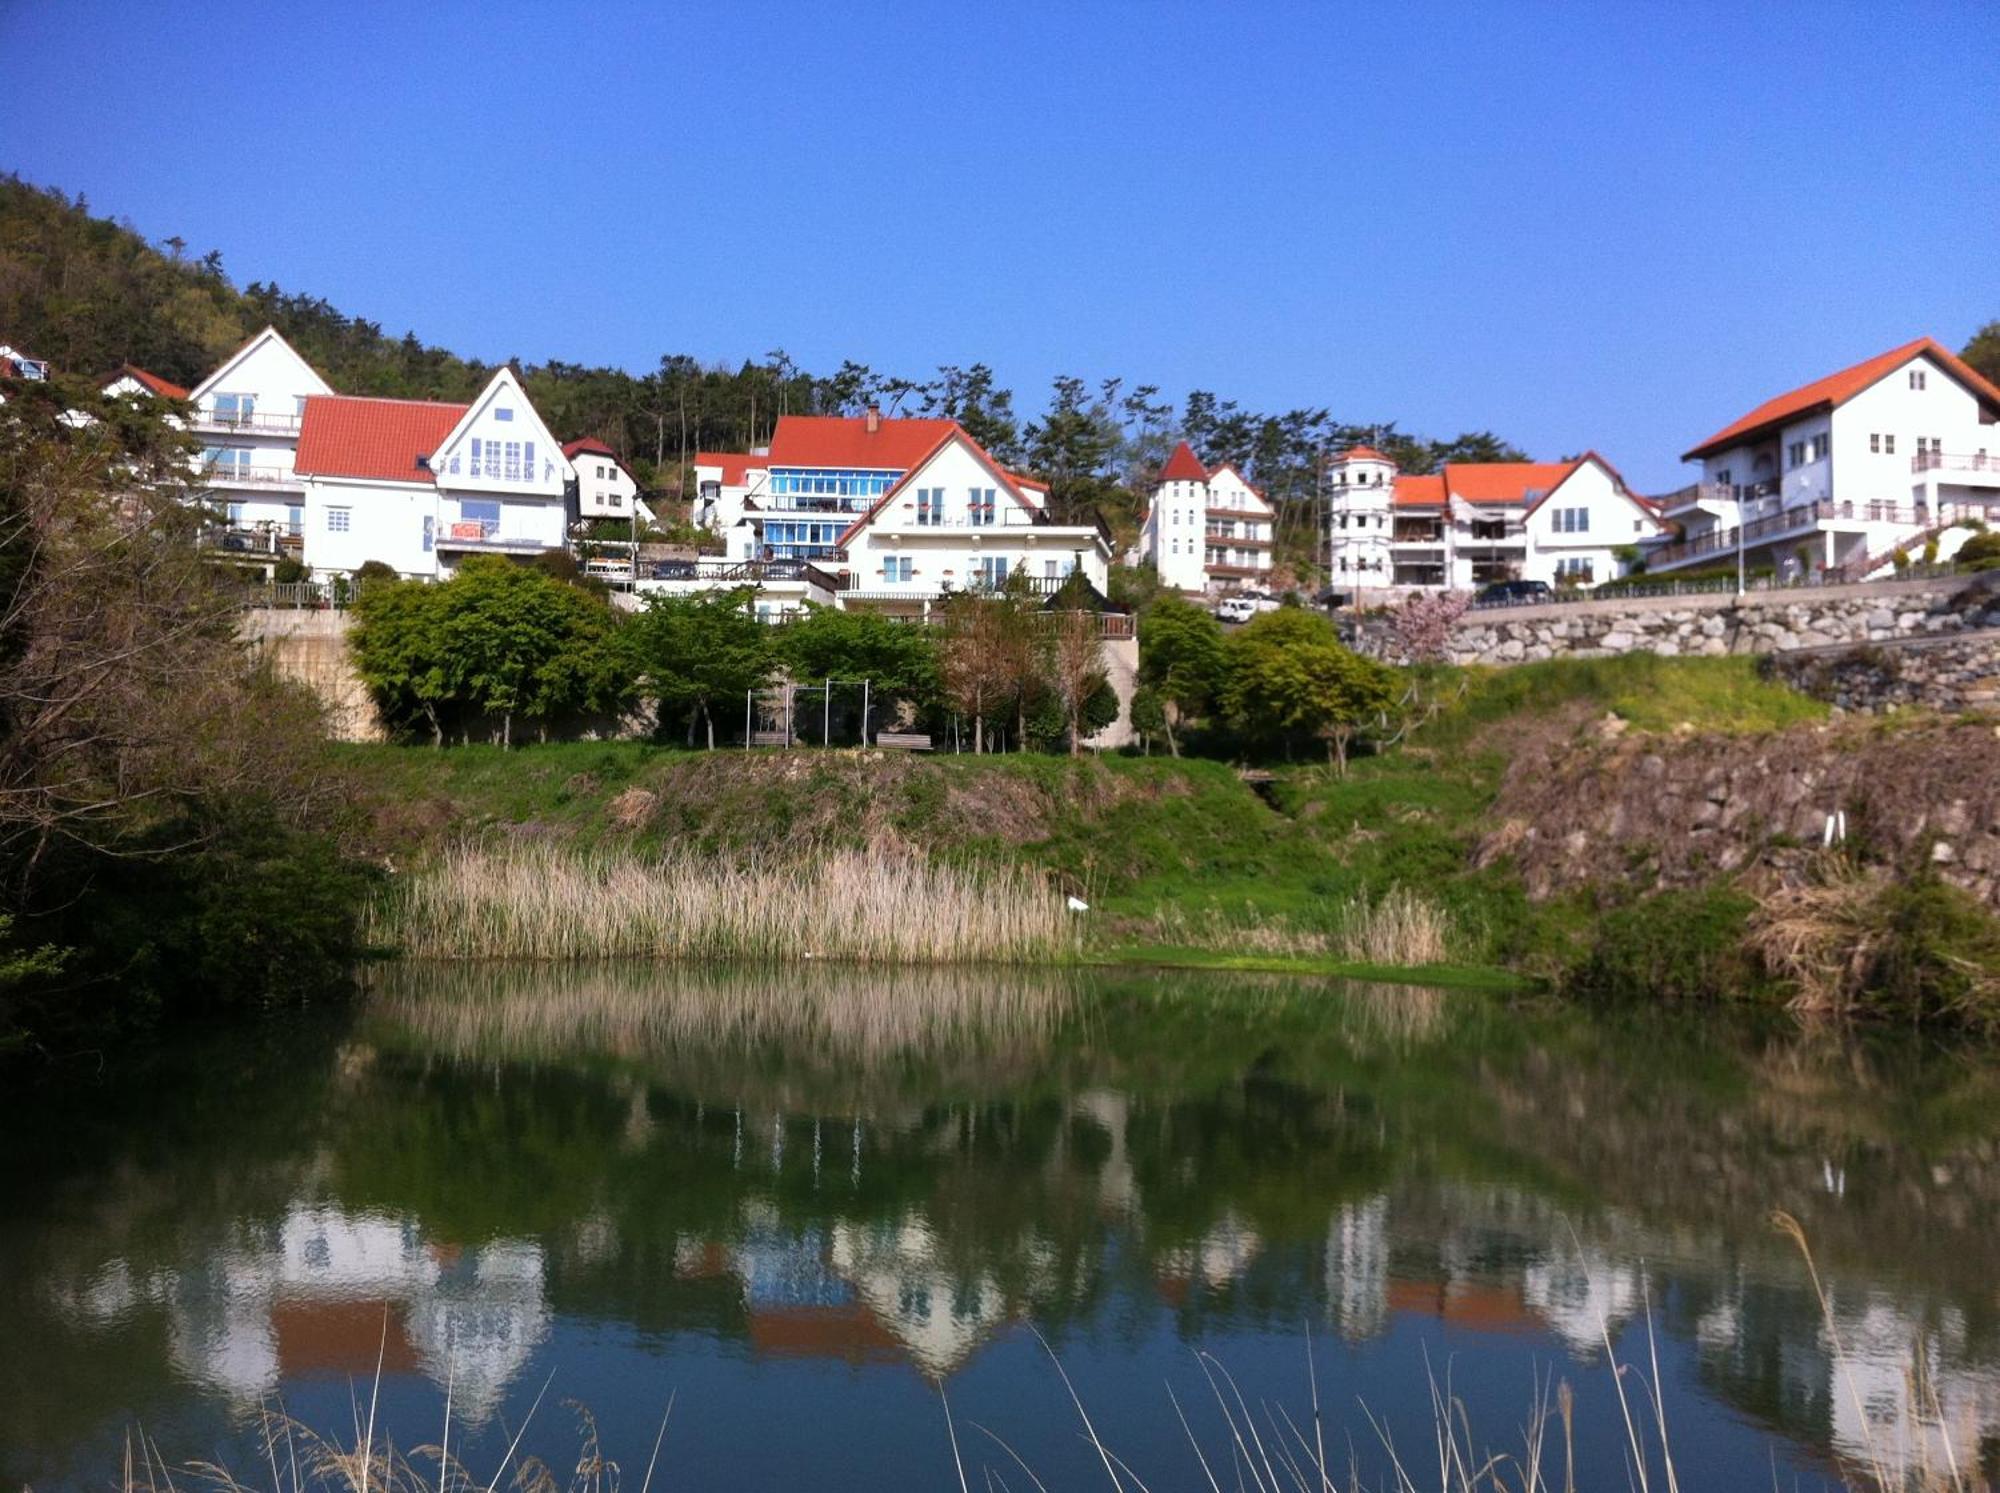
[{"xmin": 1474, "ymin": 579, "xmax": 1553, "ymax": 605}]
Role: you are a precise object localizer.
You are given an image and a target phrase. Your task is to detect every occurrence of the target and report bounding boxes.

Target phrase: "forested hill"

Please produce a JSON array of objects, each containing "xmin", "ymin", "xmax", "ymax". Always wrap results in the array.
[{"xmin": 2, "ymin": 171, "xmax": 1551, "ymax": 555}]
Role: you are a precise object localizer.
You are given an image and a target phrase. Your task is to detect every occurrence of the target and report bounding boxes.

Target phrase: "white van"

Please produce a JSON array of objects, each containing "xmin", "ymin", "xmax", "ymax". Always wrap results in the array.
[{"xmin": 1216, "ymin": 596, "xmax": 1259, "ymax": 624}]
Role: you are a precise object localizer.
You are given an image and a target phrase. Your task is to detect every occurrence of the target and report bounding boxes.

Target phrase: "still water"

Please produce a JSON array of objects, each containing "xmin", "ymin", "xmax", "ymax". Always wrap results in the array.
[{"xmin": 3, "ymin": 963, "xmax": 1997, "ymax": 1489}]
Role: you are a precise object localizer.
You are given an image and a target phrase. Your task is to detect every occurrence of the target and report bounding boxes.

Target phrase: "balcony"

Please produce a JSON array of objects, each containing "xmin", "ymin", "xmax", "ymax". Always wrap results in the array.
[
  {"xmin": 434, "ymin": 519, "xmax": 562, "ymax": 555},
  {"xmin": 644, "ymin": 558, "xmax": 849, "ymax": 593},
  {"xmin": 193, "ymin": 408, "xmax": 304, "ymax": 435},
  {"xmin": 197, "ymin": 460, "xmax": 304, "ymax": 491},
  {"xmin": 1203, "ymin": 528, "xmax": 1271, "ymax": 547},
  {"xmin": 1648, "ymin": 499, "xmax": 1844, "ymax": 569},
  {"xmin": 1913, "ymin": 450, "xmax": 2000, "ymax": 484},
  {"xmin": 203, "ymin": 525, "xmax": 304, "ymax": 556}
]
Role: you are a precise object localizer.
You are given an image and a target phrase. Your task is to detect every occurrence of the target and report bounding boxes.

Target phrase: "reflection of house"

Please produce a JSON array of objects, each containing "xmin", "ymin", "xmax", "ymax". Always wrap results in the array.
[
  {"xmin": 1520, "ymin": 1251, "xmax": 1643, "ymax": 1354},
  {"xmin": 1155, "ymin": 1212, "xmax": 1263, "ymax": 1304},
  {"xmin": 831, "ymin": 1218, "xmax": 1011, "ymax": 1377},
  {"xmin": 1324, "ymin": 1197, "xmax": 1390, "ymax": 1342},
  {"xmin": 59, "ymin": 1202, "xmax": 548, "ymax": 1427}
]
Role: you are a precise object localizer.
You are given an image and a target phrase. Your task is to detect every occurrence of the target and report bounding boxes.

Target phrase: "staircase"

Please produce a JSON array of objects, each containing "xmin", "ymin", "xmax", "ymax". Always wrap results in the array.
[{"xmin": 1831, "ymin": 517, "xmax": 1965, "ymax": 583}]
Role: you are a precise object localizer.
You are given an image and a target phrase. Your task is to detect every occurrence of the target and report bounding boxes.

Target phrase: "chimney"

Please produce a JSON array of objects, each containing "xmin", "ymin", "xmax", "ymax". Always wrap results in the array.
[{"xmin": 865, "ymin": 407, "xmax": 881, "ymax": 434}]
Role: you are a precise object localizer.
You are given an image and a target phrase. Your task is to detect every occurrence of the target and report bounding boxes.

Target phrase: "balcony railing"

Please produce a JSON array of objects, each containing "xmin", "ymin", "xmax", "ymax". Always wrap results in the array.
[
  {"xmin": 1912, "ymin": 450, "xmax": 2000, "ymax": 475},
  {"xmin": 435, "ymin": 520, "xmax": 560, "ymax": 552},
  {"xmin": 194, "ymin": 409, "xmax": 304, "ymax": 434},
  {"xmin": 204, "ymin": 525, "xmax": 304, "ymax": 555},
  {"xmin": 1649, "ymin": 499, "xmax": 1841, "ymax": 568},
  {"xmin": 198, "ymin": 461, "xmax": 303, "ymax": 489},
  {"xmin": 1203, "ymin": 529, "xmax": 1271, "ymax": 546},
  {"xmin": 645, "ymin": 558, "xmax": 848, "ymax": 592}
]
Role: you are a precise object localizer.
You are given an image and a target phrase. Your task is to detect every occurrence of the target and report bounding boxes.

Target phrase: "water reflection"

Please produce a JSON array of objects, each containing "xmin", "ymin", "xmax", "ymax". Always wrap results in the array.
[{"xmin": 5, "ymin": 963, "xmax": 1998, "ymax": 1488}]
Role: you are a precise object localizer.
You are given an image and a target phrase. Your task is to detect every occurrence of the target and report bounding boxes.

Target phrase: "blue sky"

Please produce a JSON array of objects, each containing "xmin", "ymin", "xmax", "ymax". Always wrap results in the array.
[{"xmin": 4, "ymin": 0, "xmax": 1996, "ymax": 489}]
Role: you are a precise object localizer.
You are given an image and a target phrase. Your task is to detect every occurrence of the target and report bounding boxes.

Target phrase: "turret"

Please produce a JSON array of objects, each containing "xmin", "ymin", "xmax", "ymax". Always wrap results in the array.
[{"xmin": 1326, "ymin": 446, "xmax": 1397, "ymax": 583}]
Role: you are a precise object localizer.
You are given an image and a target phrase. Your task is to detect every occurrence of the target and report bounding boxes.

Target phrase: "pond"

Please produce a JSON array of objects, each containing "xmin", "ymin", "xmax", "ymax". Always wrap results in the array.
[{"xmin": 3, "ymin": 962, "xmax": 1997, "ymax": 1489}]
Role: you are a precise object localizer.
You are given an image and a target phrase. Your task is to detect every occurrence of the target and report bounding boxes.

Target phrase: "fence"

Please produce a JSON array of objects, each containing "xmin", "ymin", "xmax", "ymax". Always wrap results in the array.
[{"xmin": 1465, "ymin": 565, "xmax": 1962, "ymax": 612}]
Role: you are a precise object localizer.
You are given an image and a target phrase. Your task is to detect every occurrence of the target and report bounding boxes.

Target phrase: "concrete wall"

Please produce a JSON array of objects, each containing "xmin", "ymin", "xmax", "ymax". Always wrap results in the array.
[
  {"xmin": 240, "ymin": 608, "xmax": 384, "ymax": 742},
  {"xmin": 1359, "ymin": 573, "xmax": 2000, "ymax": 667}
]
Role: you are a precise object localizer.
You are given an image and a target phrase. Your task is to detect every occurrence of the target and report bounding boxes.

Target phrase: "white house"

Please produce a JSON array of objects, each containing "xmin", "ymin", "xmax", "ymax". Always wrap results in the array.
[
  {"xmin": 292, "ymin": 366, "xmax": 574, "ymax": 578},
  {"xmin": 1326, "ymin": 446, "xmax": 1663, "ymax": 592},
  {"xmin": 99, "ymin": 364, "xmax": 189, "ymax": 403},
  {"xmin": 185, "ymin": 326, "xmax": 333, "ymax": 550},
  {"xmin": 565, "ymin": 437, "xmax": 654, "ymax": 525},
  {"xmin": 1138, "ymin": 441, "xmax": 1277, "ymax": 594},
  {"xmin": 1651, "ymin": 336, "xmax": 2000, "ymax": 578},
  {"xmin": 683, "ymin": 413, "xmax": 1112, "ymax": 620}
]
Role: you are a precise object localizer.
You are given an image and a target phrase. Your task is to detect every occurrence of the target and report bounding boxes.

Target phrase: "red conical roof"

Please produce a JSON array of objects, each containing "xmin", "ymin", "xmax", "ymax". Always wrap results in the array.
[{"xmin": 1159, "ymin": 441, "xmax": 1208, "ymax": 482}]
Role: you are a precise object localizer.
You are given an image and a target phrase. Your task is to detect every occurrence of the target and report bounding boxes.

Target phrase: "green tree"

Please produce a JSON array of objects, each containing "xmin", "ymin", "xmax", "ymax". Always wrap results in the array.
[
  {"xmin": 1219, "ymin": 608, "xmax": 1398, "ymax": 770},
  {"xmin": 1963, "ymin": 320, "xmax": 2000, "ymax": 388},
  {"xmin": 628, "ymin": 587, "xmax": 775, "ymax": 748},
  {"xmin": 1137, "ymin": 595, "xmax": 1226, "ymax": 756},
  {"xmin": 776, "ymin": 605, "xmax": 940, "ymax": 721}
]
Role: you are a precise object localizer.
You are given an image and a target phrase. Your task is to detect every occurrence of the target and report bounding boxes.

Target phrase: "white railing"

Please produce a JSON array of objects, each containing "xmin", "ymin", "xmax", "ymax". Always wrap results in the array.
[{"xmin": 194, "ymin": 409, "xmax": 303, "ymax": 434}]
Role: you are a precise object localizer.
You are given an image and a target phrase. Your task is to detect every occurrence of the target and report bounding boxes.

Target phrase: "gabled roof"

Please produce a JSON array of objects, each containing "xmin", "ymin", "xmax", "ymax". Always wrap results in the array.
[
  {"xmin": 563, "ymin": 437, "xmax": 617, "ymax": 460},
  {"xmin": 695, "ymin": 451, "xmax": 767, "ymax": 485},
  {"xmin": 764, "ymin": 415, "xmax": 958, "ymax": 470},
  {"xmin": 188, "ymin": 325, "xmax": 333, "ymax": 404},
  {"xmin": 1206, "ymin": 462, "xmax": 1268, "ymax": 501},
  {"xmin": 1442, "ymin": 460, "xmax": 1581, "ymax": 507},
  {"xmin": 103, "ymin": 364, "xmax": 189, "ymax": 399},
  {"xmin": 835, "ymin": 425, "xmax": 1037, "ymax": 547},
  {"xmin": 1392, "ymin": 473, "xmax": 1447, "ymax": 508},
  {"xmin": 1683, "ymin": 336, "xmax": 2000, "ymax": 461},
  {"xmin": 1338, "ymin": 445, "xmax": 1390, "ymax": 463},
  {"xmin": 295, "ymin": 395, "xmax": 468, "ymax": 482},
  {"xmin": 1159, "ymin": 441, "xmax": 1209, "ymax": 483}
]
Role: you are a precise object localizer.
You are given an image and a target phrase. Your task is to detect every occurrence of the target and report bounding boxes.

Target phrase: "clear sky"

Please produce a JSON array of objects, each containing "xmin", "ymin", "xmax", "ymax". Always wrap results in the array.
[{"xmin": 4, "ymin": 0, "xmax": 1996, "ymax": 489}]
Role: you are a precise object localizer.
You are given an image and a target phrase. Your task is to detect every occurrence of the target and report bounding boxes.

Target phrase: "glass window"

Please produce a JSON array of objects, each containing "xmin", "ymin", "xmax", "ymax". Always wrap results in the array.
[
  {"xmin": 494, "ymin": 407, "xmax": 514, "ymax": 421},
  {"xmin": 287, "ymin": 505, "xmax": 303, "ymax": 536},
  {"xmin": 326, "ymin": 508, "xmax": 351, "ymax": 533},
  {"xmin": 460, "ymin": 499, "xmax": 501, "ymax": 530}
]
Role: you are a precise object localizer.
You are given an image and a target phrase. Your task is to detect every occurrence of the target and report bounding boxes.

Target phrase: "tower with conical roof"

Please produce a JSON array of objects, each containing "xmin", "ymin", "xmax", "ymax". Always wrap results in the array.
[{"xmin": 1144, "ymin": 440, "xmax": 1212, "ymax": 592}]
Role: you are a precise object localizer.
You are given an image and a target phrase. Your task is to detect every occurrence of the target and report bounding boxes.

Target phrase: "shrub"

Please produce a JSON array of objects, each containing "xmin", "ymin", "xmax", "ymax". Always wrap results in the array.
[
  {"xmin": 1560, "ymin": 886, "xmax": 1767, "ymax": 1004},
  {"xmin": 1955, "ymin": 531, "xmax": 2000, "ymax": 571}
]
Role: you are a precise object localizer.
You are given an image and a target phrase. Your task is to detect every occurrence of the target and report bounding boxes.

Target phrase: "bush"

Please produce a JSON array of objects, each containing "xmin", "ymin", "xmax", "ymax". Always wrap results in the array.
[
  {"xmin": 1560, "ymin": 886, "xmax": 1768, "ymax": 1004},
  {"xmin": 273, "ymin": 556, "xmax": 310, "ymax": 584},
  {"xmin": 1955, "ymin": 531, "xmax": 2000, "ymax": 571}
]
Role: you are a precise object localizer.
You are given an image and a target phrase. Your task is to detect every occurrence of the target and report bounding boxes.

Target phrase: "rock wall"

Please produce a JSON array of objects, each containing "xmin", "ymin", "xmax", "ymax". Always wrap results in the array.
[
  {"xmin": 1478, "ymin": 718, "xmax": 2000, "ymax": 910},
  {"xmin": 1765, "ymin": 631, "xmax": 2000, "ymax": 715},
  {"xmin": 1359, "ymin": 574, "xmax": 2000, "ymax": 667}
]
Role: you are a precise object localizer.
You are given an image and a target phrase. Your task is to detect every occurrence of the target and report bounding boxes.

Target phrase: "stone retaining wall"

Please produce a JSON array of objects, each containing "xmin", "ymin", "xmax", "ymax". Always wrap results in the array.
[
  {"xmin": 1358, "ymin": 574, "xmax": 2000, "ymax": 666},
  {"xmin": 1763, "ymin": 630, "xmax": 2000, "ymax": 715}
]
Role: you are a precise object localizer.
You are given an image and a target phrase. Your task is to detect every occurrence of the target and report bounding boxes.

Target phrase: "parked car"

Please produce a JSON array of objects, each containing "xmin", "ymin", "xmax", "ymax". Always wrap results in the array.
[
  {"xmin": 1216, "ymin": 596, "xmax": 1259, "ymax": 624},
  {"xmin": 1474, "ymin": 579, "xmax": 1552, "ymax": 605}
]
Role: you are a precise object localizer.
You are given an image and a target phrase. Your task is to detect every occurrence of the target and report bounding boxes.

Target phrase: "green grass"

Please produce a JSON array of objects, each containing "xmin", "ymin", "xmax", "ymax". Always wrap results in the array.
[{"xmin": 1092, "ymin": 941, "xmax": 1534, "ymax": 990}]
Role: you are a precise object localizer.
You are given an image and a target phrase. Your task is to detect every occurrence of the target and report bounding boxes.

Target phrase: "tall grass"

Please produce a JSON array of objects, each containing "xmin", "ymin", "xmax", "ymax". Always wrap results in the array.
[
  {"xmin": 1145, "ymin": 885, "xmax": 1464, "ymax": 968},
  {"xmin": 368, "ymin": 842, "xmax": 1077, "ymax": 965}
]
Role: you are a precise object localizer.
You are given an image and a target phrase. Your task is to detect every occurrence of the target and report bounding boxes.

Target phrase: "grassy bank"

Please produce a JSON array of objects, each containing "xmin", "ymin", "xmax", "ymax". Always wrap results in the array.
[{"xmin": 334, "ymin": 654, "xmax": 2000, "ymax": 1019}]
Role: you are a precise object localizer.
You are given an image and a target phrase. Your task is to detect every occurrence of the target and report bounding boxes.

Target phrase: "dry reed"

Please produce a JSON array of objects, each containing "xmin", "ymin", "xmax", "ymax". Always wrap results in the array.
[
  {"xmin": 1144, "ymin": 886, "xmax": 1462, "ymax": 969},
  {"xmin": 368, "ymin": 842, "xmax": 1077, "ymax": 965}
]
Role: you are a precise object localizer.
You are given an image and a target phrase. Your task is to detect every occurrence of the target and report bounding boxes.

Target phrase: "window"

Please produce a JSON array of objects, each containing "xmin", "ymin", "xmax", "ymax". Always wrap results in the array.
[
  {"xmin": 1557, "ymin": 556, "xmax": 1594, "ymax": 582},
  {"xmin": 1884, "ymin": 434, "xmax": 1896, "ymax": 454},
  {"xmin": 422, "ymin": 515, "xmax": 433, "ymax": 553},
  {"xmin": 1807, "ymin": 434, "xmax": 1828, "ymax": 462},
  {"xmin": 1787, "ymin": 440, "xmax": 1805, "ymax": 468},
  {"xmin": 226, "ymin": 502, "xmax": 245, "ymax": 525},
  {"xmin": 523, "ymin": 440, "xmax": 536, "ymax": 480},
  {"xmin": 885, "ymin": 556, "xmax": 913, "ymax": 582},
  {"xmin": 977, "ymin": 556, "xmax": 1009, "ymax": 588},
  {"xmin": 1553, "ymin": 507, "xmax": 1590, "ymax": 534},
  {"xmin": 326, "ymin": 507, "xmax": 351, "ymax": 533},
  {"xmin": 967, "ymin": 487, "xmax": 996, "ymax": 526},
  {"xmin": 213, "ymin": 392, "xmax": 256, "ymax": 426},
  {"xmin": 1716, "ymin": 468, "xmax": 1732, "ymax": 487},
  {"xmin": 287, "ymin": 505, "xmax": 303, "ymax": 536},
  {"xmin": 1045, "ymin": 559, "xmax": 1061, "ymax": 581},
  {"xmin": 916, "ymin": 487, "xmax": 943, "ymax": 526},
  {"xmin": 1910, "ymin": 369, "xmax": 1927, "ymax": 390},
  {"xmin": 494, "ymin": 407, "xmax": 514, "ymax": 422},
  {"xmin": 460, "ymin": 498, "xmax": 501, "ymax": 535},
  {"xmin": 608, "ymin": 493, "xmax": 623, "ymax": 508},
  {"xmin": 1870, "ymin": 433, "xmax": 1881, "ymax": 453}
]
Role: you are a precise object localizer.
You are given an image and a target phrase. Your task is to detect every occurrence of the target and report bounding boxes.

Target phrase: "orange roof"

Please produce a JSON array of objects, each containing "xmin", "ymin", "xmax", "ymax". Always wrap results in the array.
[
  {"xmin": 295, "ymin": 395, "xmax": 468, "ymax": 482},
  {"xmin": 1392, "ymin": 472, "xmax": 1447, "ymax": 508},
  {"xmin": 105, "ymin": 364, "xmax": 190, "ymax": 399},
  {"xmin": 1683, "ymin": 336, "xmax": 2000, "ymax": 461},
  {"xmin": 563, "ymin": 436, "xmax": 616, "ymax": 460},
  {"xmin": 1159, "ymin": 441, "xmax": 1209, "ymax": 482},
  {"xmin": 1443, "ymin": 460, "xmax": 1581, "ymax": 507},
  {"xmin": 1386, "ymin": 1279, "xmax": 1540, "ymax": 1336},
  {"xmin": 273, "ymin": 1300, "xmax": 421, "ymax": 1377},
  {"xmin": 1339, "ymin": 445, "xmax": 1390, "ymax": 463},
  {"xmin": 764, "ymin": 414, "xmax": 959, "ymax": 470},
  {"xmin": 747, "ymin": 1304, "xmax": 904, "ymax": 1364},
  {"xmin": 695, "ymin": 451, "xmax": 765, "ymax": 485}
]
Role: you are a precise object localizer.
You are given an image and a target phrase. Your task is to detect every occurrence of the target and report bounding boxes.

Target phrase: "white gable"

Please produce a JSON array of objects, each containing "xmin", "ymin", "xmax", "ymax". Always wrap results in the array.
[
  {"xmin": 430, "ymin": 369, "xmax": 570, "ymax": 497},
  {"xmin": 847, "ymin": 431, "xmax": 1039, "ymax": 538},
  {"xmin": 188, "ymin": 326, "xmax": 332, "ymax": 406}
]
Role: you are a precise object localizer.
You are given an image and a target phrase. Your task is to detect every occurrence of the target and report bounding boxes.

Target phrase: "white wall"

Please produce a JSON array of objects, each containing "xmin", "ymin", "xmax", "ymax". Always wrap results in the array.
[
  {"xmin": 1148, "ymin": 477, "xmax": 1208, "ymax": 591},
  {"xmin": 576, "ymin": 450, "xmax": 648, "ymax": 521},
  {"xmin": 1522, "ymin": 460, "xmax": 1660, "ymax": 584},
  {"xmin": 303, "ymin": 478, "xmax": 440, "ymax": 576},
  {"xmin": 1834, "ymin": 353, "xmax": 1996, "ymax": 506}
]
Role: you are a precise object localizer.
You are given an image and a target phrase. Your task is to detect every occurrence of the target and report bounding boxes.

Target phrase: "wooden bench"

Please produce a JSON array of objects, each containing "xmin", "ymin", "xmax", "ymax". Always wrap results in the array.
[
  {"xmin": 875, "ymin": 731, "xmax": 934, "ymax": 751},
  {"xmin": 749, "ymin": 730, "xmax": 792, "ymax": 747}
]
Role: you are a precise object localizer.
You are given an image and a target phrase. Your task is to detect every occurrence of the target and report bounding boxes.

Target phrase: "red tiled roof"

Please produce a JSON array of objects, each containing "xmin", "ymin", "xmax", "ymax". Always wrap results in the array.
[
  {"xmin": 1339, "ymin": 445, "xmax": 1390, "ymax": 463},
  {"xmin": 695, "ymin": 451, "xmax": 766, "ymax": 485},
  {"xmin": 1683, "ymin": 336, "xmax": 2000, "ymax": 461},
  {"xmin": 1159, "ymin": 441, "xmax": 1209, "ymax": 483},
  {"xmin": 1393, "ymin": 473, "xmax": 1447, "ymax": 508},
  {"xmin": 105, "ymin": 364, "xmax": 190, "ymax": 399},
  {"xmin": 294, "ymin": 395, "xmax": 468, "ymax": 482},
  {"xmin": 272, "ymin": 1300, "xmax": 421, "ymax": 1377},
  {"xmin": 564, "ymin": 437, "xmax": 616, "ymax": 460},
  {"xmin": 1443, "ymin": 460, "xmax": 1581, "ymax": 507},
  {"xmin": 764, "ymin": 415, "xmax": 959, "ymax": 470}
]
